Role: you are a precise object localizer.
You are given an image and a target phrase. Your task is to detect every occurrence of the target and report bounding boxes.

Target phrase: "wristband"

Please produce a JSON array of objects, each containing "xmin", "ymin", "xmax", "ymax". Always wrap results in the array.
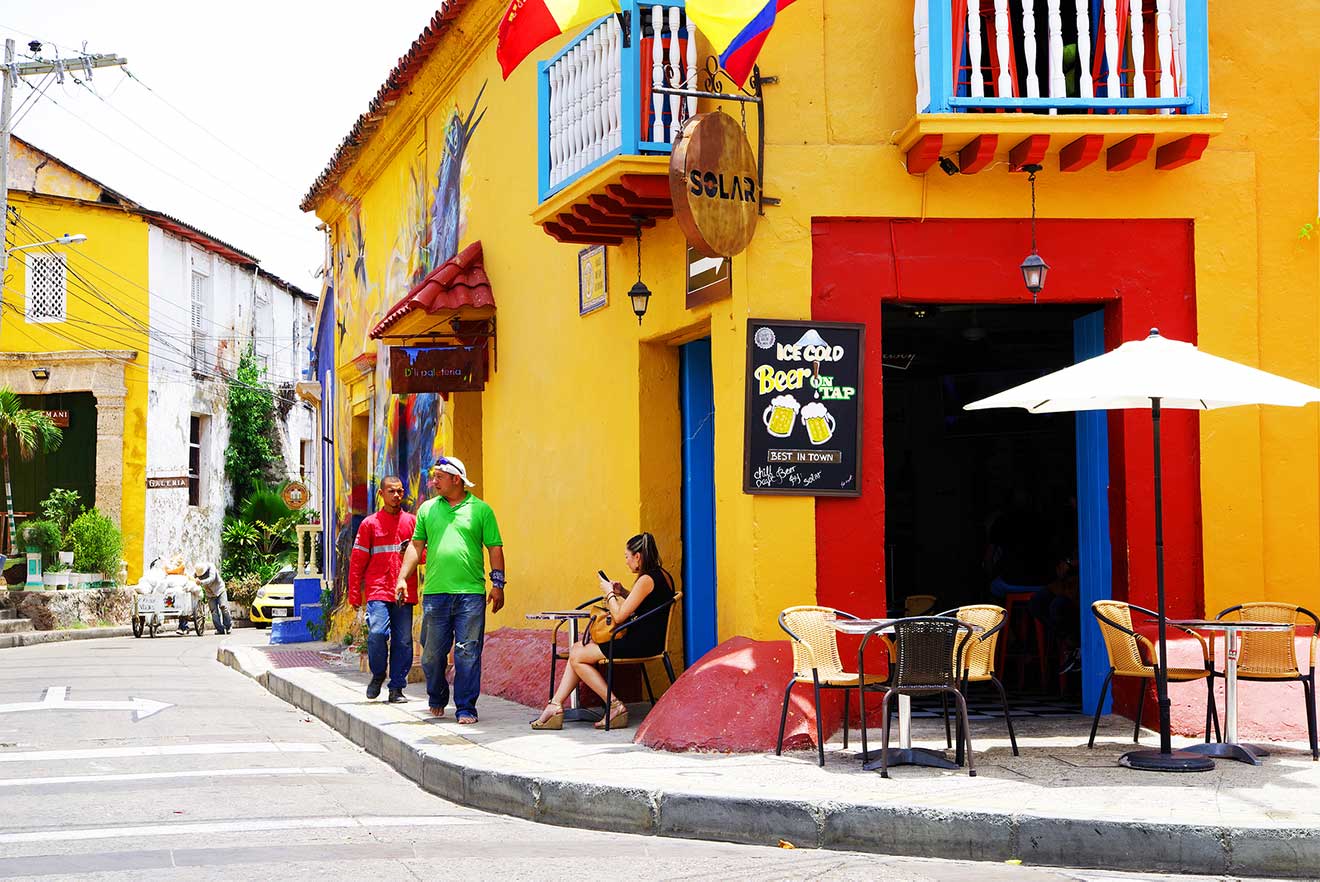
[{"xmin": 490, "ymin": 569, "xmax": 506, "ymax": 589}]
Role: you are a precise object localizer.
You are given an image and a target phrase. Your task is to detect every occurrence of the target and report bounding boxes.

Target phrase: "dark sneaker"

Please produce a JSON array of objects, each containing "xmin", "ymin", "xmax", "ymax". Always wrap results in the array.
[
  {"xmin": 366, "ymin": 677, "xmax": 384, "ymax": 700},
  {"xmin": 387, "ymin": 688, "xmax": 407, "ymax": 703}
]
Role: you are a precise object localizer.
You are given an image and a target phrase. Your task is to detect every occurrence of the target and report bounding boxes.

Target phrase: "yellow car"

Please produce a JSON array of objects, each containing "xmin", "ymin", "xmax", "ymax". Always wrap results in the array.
[{"xmin": 249, "ymin": 569, "xmax": 296, "ymax": 627}]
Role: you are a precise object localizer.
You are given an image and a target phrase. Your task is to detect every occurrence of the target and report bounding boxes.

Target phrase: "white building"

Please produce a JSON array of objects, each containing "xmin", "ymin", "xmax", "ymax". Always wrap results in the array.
[{"xmin": 143, "ymin": 218, "xmax": 317, "ymax": 569}]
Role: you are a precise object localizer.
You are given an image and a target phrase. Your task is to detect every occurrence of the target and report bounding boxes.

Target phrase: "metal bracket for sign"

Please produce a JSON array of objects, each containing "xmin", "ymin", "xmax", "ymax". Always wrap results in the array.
[
  {"xmin": 651, "ymin": 59, "xmax": 779, "ymax": 215},
  {"xmin": 380, "ymin": 316, "xmax": 497, "ymax": 374}
]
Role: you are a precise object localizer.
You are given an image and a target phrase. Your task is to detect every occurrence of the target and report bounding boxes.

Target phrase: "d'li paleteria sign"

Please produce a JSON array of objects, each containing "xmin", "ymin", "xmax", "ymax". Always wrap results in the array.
[{"xmin": 744, "ymin": 319, "xmax": 864, "ymax": 496}]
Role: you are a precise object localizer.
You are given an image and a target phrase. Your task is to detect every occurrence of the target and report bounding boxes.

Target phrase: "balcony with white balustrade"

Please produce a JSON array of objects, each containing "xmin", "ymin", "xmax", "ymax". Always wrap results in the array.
[
  {"xmin": 532, "ymin": 1, "xmax": 699, "ymax": 245},
  {"xmin": 897, "ymin": 0, "xmax": 1225, "ymax": 174}
]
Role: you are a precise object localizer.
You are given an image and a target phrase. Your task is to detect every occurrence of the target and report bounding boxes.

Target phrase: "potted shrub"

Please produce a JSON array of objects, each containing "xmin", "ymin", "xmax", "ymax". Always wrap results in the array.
[
  {"xmin": 18, "ymin": 520, "xmax": 61, "ymax": 589},
  {"xmin": 228, "ymin": 573, "xmax": 262, "ymax": 625},
  {"xmin": 43, "ymin": 560, "xmax": 70, "ymax": 588},
  {"xmin": 69, "ymin": 508, "xmax": 122, "ymax": 587}
]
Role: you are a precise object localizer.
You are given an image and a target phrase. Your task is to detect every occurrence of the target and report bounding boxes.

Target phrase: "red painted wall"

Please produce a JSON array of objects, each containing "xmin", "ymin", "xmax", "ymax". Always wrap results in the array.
[{"xmin": 811, "ymin": 218, "xmax": 1202, "ymax": 620}]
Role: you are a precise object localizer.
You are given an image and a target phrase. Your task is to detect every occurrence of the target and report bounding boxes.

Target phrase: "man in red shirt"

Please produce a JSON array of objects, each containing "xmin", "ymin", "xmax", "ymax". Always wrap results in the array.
[{"xmin": 349, "ymin": 476, "xmax": 418, "ymax": 702}]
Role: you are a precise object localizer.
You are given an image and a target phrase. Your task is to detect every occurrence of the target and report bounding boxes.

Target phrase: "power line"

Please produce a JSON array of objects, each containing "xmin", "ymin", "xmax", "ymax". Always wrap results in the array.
[
  {"xmin": 14, "ymin": 212, "xmax": 313, "ymax": 341},
  {"xmin": 2, "ymin": 298, "xmax": 306, "ymax": 407},
  {"xmin": 29, "ymin": 88, "xmax": 314, "ymax": 246},
  {"xmin": 72, "ymin": 77, "xmax": 310, "ymax": 225},
  {"xmin": 121, "ymin": 68, "xmax": 303, "ymax": 200}
]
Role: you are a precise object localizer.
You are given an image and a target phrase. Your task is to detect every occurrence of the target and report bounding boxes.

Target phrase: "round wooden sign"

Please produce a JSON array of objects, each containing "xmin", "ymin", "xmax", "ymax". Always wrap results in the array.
[
  {"xmin": 281, "ymin": 481, "xmax": 310, "ymax": 511},
  {"xmin": 670, "ymin": 112, "xmax": 759, "ymax": 258}
]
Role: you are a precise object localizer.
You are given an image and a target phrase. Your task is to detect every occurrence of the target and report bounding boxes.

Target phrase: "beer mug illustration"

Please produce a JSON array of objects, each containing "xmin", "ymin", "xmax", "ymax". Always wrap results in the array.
[
  {"xmin": 801, "ymin": 402, "xmax": 836, "ymax": 445},
  {"xmin": 762, "ymin": 395, "xmax": 800, "ymax": 438}
]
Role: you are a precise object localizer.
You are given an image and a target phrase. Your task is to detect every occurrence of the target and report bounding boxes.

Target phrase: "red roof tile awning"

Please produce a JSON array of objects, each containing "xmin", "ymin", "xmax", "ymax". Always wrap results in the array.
[{"xmin": 369, "ymin": 241, "xmax": 494, "ymax": 339}]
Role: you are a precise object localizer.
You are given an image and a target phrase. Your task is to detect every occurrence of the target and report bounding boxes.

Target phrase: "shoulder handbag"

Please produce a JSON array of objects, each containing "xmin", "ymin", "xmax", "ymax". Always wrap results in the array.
[{"xmin": 584, "ymin": 600, "xmax": 629, "ymax": 645}]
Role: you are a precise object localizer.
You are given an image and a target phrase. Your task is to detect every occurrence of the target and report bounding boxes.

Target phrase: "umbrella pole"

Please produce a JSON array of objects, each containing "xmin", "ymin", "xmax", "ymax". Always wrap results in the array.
[
  {"xmin": 1120, "ymin": 398, "xmax": 1215, "ymax": 772},
  {"xmin": 1152, "ymin": 398, "xmax": 1173, "ymax": 755}
]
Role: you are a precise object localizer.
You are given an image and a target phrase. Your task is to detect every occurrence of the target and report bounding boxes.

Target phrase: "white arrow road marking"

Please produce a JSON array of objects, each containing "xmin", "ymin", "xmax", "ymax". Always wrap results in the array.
[
  {"xmin": 0, "ymin": 766, "xmax": 348, "ymax": 787},
  {"xmin": 0, "ymin": 687, "xmax": 172, "ymax": 721},
  {"xmin": 0, "ymin": 742, "xmax": 328, "ymax": 763},
  {"xmin": 689, "ymin": 255, "xmax": 725, "ymax": 277},
  {"xmin": 0, "ymin": 815, "xmax": 479, "ymax": 844}
]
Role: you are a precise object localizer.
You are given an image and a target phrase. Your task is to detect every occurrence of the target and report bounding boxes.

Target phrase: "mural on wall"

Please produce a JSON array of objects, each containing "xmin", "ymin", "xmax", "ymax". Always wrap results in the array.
[{"xmin": 331, "ymin": 86, "xmax": 486, "ymax": 558}]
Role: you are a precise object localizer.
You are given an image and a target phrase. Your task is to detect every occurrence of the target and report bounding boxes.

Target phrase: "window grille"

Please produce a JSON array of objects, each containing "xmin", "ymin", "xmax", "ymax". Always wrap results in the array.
[
  {"xmin": 26, "ymin": 254, "xmax": 67, "ymax": 323},
  {"xmin": 191, "ymin": 271, "xmax": 207, "ymax": 372}
]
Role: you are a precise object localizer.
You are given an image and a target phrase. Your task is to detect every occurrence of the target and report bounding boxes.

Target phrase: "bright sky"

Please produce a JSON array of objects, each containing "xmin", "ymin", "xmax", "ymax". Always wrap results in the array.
[{"xmin": 2, "ymin": 2, "xmax": 448, "ymax": 294}]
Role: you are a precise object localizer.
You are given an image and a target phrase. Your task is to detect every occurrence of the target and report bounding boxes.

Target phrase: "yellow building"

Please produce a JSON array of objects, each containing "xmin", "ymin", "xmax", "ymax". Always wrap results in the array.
[
  {"xmin": 306, "ymin": 1, "xmax": 1320, "ymax": 740},
  {"xmin": 2, "ymin": 136, "xmax": 150, "ymax": 576}
]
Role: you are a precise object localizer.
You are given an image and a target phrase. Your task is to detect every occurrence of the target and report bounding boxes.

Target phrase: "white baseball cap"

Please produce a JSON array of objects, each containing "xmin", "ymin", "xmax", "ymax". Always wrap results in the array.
[{"xmin": 432, "ymin": 455, "xmax": 475, "ymax": 487}]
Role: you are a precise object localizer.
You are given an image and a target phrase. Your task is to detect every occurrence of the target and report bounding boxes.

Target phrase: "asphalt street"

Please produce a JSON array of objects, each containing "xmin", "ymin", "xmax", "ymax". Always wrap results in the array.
[{"xmin": 0, "ymin": 633, "xmax": 1268, "ymax": 881}]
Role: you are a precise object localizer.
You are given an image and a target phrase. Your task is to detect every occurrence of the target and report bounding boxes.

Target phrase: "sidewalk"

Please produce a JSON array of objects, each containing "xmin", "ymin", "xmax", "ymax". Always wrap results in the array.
[{"xmin": 218, "ymin": 630, "xmax": 1320, "ymax": 878}]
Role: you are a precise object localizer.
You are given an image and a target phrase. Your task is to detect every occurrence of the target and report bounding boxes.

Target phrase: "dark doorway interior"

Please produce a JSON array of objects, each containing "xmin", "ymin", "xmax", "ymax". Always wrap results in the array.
[
  {"xmin": 881, "ymin": 304, "xmax": 1084, "ymax": 616},
  {"xmin": 13, "ymin": 392, "xmax": 97, "ymax": 521}
]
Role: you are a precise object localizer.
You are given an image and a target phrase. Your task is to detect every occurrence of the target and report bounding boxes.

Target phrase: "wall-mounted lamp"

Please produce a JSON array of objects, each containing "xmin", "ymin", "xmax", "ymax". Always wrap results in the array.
[
  {"xmin": 627, "ymin": 216, "xmax": 652, "ymax": 325},
  {"xmin": 31, "ymin": 368, "xmax": 50, "ymax": 381},
  {"xmin": 1019, "ymin": 164, "xmax": 1049, "ymax": 301}
]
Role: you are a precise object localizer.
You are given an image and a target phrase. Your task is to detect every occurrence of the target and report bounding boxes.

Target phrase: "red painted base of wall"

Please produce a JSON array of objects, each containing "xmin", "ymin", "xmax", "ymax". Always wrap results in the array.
[
  {"xmin": 635, "ymin": 636, "xmax": 838, "ymax": 752},
  {"xmin": 480, "ymin": 627, "xmax": 647, "ymax": 711},
  {"xmin": 1117, "ymin": 632, "xmax": 1315, "ymax": 742}
]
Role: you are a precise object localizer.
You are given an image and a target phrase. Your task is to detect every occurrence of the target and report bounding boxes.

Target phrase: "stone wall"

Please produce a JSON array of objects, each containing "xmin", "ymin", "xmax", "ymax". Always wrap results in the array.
[{"xmin": 1, "ymin": 588, "xmax": 134, "ymax": 631}]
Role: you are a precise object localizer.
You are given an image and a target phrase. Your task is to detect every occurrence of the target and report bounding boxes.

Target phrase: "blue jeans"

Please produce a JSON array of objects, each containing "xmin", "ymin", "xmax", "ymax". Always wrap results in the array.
[
  {"xmin": 420, "ymin": 593, "xmax": 486, "ymax": 716},
  {"xmin": 208, "ymin": 591, "xmax": 232, "ymax": 634},
  {"xmin": 366, "ymin": 600, "xmax": 415, "ymax": 690}
]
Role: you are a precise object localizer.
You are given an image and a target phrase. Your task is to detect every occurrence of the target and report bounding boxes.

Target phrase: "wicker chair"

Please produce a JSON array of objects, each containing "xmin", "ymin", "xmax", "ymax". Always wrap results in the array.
[
  {"xmin": 864, "ymin": 616, "xmax": 976, "ymax": 778},
  {"xmin": 904, "ymin": 594, "xmax": 937, "ymax": 616},
  {"xmin": 936, "ymin": 605, "xmax": 1018, "ymax": 756},
  {"xmin": 1087, "ymin": 600, "xmax": 1220, "ymax": 748},
  {"xmin": 776, "ymin": 606, "xmax": 888, "ymax": 766},
  {"xmin": 1213, "ymin": 602, "xmax": 1318, "ymax": 760}
]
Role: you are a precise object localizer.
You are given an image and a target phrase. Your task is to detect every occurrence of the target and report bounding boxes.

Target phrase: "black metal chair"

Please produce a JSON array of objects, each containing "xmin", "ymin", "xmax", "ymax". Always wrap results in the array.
[
  {"xmin": 935, "ymin": 605, "xmax": 1019, "ymax": 756},
  {"xmin": 598, "ymin": 592, "xmax": 683, "ymax": 731},
  {"xmin": 863, "ymin": 616, "xmax": 976, "ymax": 778}
]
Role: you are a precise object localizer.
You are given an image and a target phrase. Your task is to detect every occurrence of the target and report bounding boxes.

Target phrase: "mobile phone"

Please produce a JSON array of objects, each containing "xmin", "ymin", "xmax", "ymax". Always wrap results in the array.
[{"xmin": 597, "ymin": 570, "xmax": 609, "ymax": 582}]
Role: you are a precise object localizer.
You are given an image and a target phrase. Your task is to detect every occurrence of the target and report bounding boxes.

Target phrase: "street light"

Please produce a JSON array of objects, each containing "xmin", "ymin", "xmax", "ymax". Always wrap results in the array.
[{"xmin": 6, "ymin": 232, "xmax": 87, "ymax": 254}]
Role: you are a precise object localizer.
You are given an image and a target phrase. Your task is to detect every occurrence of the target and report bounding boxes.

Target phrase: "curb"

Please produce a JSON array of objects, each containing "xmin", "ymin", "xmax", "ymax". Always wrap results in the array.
[
  {"xmin": 216, "ymin": 645, "xmax": 1320, "ymax": 878},
  {"xmin": 0, "ymin": 626, "xmax": 132, "ymax": 649}
]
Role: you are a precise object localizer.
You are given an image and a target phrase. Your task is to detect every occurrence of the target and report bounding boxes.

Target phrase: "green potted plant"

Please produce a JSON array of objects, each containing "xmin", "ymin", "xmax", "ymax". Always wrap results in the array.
[
  {"xmin": 18, "ymin": 520, "xmax": 61, "ymax": 591},
  {"xmin": 69, "ymin": 508, "xmax": 122, "ymax": 587},
  {"xmin": 43, "ymin": 558, "xmax": 70, "ymax": 588}
]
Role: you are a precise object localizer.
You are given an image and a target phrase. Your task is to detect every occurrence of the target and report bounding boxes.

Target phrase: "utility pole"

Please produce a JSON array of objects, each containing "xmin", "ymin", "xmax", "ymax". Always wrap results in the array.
[{"xmin": 0, "ymin": 38, "xmax": 127, "ymax": 308}]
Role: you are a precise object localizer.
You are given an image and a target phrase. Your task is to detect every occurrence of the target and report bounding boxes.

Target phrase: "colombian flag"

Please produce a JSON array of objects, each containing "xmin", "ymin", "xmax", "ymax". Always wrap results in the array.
[
  {"xmin": 498, "ymin": 0, "xmax": 623, "ymax": 79},
  {"xmin": 686, "ymin": 0, "xmax": 799, "ymax": 87}
]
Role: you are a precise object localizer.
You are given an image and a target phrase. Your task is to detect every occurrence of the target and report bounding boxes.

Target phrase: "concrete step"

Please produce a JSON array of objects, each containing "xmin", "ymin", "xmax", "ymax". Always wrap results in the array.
[
  {"xmin": 0, "ymin": 608, "xmax": 17, "ymax": 620},
  {"xmin": 0, "ymin": 618, "xmax": 33, "ymax": 634}
]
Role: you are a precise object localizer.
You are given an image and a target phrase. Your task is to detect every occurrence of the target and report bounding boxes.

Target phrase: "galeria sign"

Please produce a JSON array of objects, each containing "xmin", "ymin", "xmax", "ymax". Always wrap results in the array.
[{"xmin": 670, "ymin": 112, "xmax": 759, "ymax": 257}]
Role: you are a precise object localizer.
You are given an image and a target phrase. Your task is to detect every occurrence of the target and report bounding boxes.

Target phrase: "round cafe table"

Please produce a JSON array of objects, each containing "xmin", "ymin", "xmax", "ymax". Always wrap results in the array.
[
  {"xmin": 525, "ymin": 610, "xmax": 602, "ymax": 723},
  {"xmin": 1162, "ymin": 618, "xmax": 1295, "ymax": 766}
]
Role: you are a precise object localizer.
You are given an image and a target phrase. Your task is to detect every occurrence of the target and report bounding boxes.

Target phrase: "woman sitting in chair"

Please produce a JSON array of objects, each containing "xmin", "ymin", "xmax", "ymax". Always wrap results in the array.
[{"xmin": 531, "ymin": 532, "xmax": 675, "ymax": 731}]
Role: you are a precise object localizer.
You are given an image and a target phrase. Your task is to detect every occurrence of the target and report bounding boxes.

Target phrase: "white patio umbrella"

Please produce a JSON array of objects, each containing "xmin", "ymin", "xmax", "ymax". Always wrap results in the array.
[{"xmin": 965, "ymin": 328, "xmax": 1320, "ymax": 772}]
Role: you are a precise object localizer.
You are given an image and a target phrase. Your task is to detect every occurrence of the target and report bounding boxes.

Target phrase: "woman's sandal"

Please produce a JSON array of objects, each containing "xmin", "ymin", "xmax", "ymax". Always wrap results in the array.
[
  {"xmin": 594, "ymin": 699, "xmax": 628, "ymax": 730},
  {"xmin": 530, "ymin": 701, "xmax": 563, "ymax": 730}
]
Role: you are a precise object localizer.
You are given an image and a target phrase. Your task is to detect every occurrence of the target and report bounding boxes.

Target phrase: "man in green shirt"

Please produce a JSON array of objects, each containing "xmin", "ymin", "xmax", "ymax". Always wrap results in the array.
[{"xmin": 397, "ymin": 455, "xmax": 505, "ymax": 723}]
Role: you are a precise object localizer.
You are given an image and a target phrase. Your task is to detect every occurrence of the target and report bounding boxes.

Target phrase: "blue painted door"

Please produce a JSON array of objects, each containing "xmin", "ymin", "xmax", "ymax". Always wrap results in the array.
[
  {"xmin": 1074, "ymin": 310, "xmax": 1113, "ymax": 715},
  {"xmin": 680, "ymin": 338, "xmax": 718, "ymax": 665}
]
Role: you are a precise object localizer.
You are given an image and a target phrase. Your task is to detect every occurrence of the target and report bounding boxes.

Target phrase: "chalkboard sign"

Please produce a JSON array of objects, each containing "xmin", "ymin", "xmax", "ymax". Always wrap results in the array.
[{"xmin": 743, "ymin": 319, "xmax": 864, "ymax": 496}]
